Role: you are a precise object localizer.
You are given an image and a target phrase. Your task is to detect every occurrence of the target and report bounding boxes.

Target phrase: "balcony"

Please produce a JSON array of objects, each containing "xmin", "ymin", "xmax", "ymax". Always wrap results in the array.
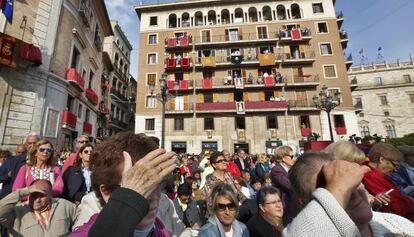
[
  {"xmin": 336, "ymin": 11, "xmax": 344, "ymax": 28},
  {"xmin": 62, "ymin": 110, "xmax": 77, "ymax": 129},
  {"xmin": 196, "ymin": 102, "xmax": 235, "ymax": 113},
  {"xmin": 196, "ymin": 101, "xmax": 288, "ymax": 113},
  {"xmin": 193, "ymin": 29, "xmax": 311, "ymax": 47},
  {"xmin": 165, "ymin": 35, "xmax": 192, "ymax": 49},
  {"xmin": 66, "ymin": 68, "xmax": 85, "ymax": 91},
  {"xmin": 245, "ymin": 101, "xmax": 288, "ymax": 111},
  {"xmin": 166, "ymin": 103, "xmax": 194, "ymax": 114},
  {"xmin": 345, "ymin": 53, "xmax": 353, "ymax": 70},
  {"xmin": 83, "ymin": 121, "xmax": 93, "ymax": 134},
  {"xmin": 301, "ymin": 128, "xmax": 312, "ymax": 137},
  {"xmin": 289, "ymin": 100, "xmax": 319, "ymax": 111},
  {"xmin": 165, "ymin": 58, "xmax": 192, "ymax": 70},
  {"xmin": 85, "ymin": 88, "xmax": 99, "ymax": 105},
  {"xmin": 78, "ymin": 0, "xmax": 90, "ymax": 26},
  {"xmin": 285, "ymin": 74, "xmax": 320, "ymax": 87},
  {"xmin": 258, "ymin": 53, "xmax": 276, "ymax": 67},
  {"xmin": 99, "ymin": 103, "xmax": 109, "ymax": 114},
  {"xmin": 350, "ymin": 77, "xmax": 358, "ymax": 91},
  {"xmin": 340, "ymin": 30, "xmax": 349, "ymax": 49},
  {"xmin": 167, "ymin": 80, "xmax": 193, "ymax": 92},
  {"xmin": 110, "ymin": 88, "xmax": 128, "ymax": 102},
  {"xmin": 201, "ymin": 56, "xmax": 216, "ymax": 68},
  {"xmin": 354, "ymin": 101, "xmax": 363, "ymax": 112},
  {"xmin": 283, "ymin": 50, "xmax": 316, "ymax": 64},
  {"xmin": 101, "ymin": 78, "xmax": 110, "ymax": 92},
  {"xmin": 336, "ymin": 127, "xmax": 347, "ymax": 135},
  {"xmin": 110, "ymin": 117, "xmax": 128, "ymax": 129}
]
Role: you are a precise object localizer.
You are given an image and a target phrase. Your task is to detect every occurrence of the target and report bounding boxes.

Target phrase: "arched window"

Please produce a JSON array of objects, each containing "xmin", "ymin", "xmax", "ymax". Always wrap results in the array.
[
  {"xmin": 234, "ymin": 8, "xmax": 244, "ymax": 23},
  {"xmin": 221, "ymin": 9, "xmax": 230, "ymax": 24},
  {"xmin": 262, "ymin": 6, "xmax": 272, "ymax": 21},
  {"xmin": 168, "ymin": 14, "xmax": 177, "ymax": 28},
  {"xmin": 195, "ymin": 11, "xmax": 203, "ymax": 26},
  {"xmin": 182, "ymin": 12, "xmax": 190, "ymax": 27},
  {"xmin": 291, "ymin": 4, "xmax": 301, "ymax": 19},
  {"xmin": 385, "ymin": 124, "xmax": 397, "ymax": 138},
  {"xmin": 119, "ymin": 59, "xmax": 124, "ymax": 71},
  {"xmin": 207, "ymin": 10, "xmax": 217, "ymax": 25},
  {"xmin": 248, "ymin": 7, "xmax": 258, "ymax": 22},
  {"xmin": 114, "ymin": 53, "xmax": 119, "ymax": 68},
  {"xmin": 277, "ymin": 5, "xmax": 286, "ymax": 20}
]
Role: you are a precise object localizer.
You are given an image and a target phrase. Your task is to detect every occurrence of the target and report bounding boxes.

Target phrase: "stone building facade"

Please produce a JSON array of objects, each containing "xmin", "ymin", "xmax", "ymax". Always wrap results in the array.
[
  {"xmin": 348, "ymin": 55, "xmax": 414, "ymax": 139},
  {"xmin": 0, "ymin": 0, "xmax": 112, "ymax": 151},
  {"xmin": 134, "ymin": 0, "xmax": 358, "ymax": 154}
]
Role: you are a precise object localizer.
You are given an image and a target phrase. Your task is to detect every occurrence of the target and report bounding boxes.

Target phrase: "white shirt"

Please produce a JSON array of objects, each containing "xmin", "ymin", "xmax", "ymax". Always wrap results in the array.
[{"xmin": 225, "ymin": 227, "xmax": 234, "ymax": 237}]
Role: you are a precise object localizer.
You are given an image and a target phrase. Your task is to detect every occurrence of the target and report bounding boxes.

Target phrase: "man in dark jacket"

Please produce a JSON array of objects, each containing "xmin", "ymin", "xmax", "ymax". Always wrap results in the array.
[
  {"xmin": 0, "ymin": 133, "xmax": 39, "ymax": 198},
  {"xmin": 270, "ymin": 146, "xmax": 295, "ymax": 224},
  {"xmin": 234, "ymin": 149, "xmax": 250, "ymax": 173},
  {"xmin": 247, "ymin": 186, "xmax": 283, "ymax": 237},
  {"xmin": 173, "ymin": 183, "xmax": 205, "ymax": 229}
]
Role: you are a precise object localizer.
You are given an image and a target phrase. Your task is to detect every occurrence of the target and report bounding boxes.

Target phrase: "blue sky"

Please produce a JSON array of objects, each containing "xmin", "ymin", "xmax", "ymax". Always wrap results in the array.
[{"xmin": 104, "ymin": 0, "xmax": 414, "ymax": 79}]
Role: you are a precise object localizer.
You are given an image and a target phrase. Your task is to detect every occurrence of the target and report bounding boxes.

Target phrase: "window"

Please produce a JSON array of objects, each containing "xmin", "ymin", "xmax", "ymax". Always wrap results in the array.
[
  {"xmin": 300, "ymin": 115, "xmax": 311, "ymax": 128},
  {"xmin": 312, "ymin": 3, "xmax": 324, "ymax": 13},
  {"xmin": 360, "ymin": 126, "xmax": 370, "ymax": 137},
  {"xmin": 147, "ymin": 73, "xmax": 156, "ymax": 86},
  {"xmin": 320, "ymin": 43, "xmax": 332, "ymax": 55},
  {"xmin": 316, "ymin": 22, "xmax": 328, "ymax": 33},
  {"xmin": 235, "ymin": 117, "xmax": 245, "ymax": 129},
  {"xmin": 174, "ymin": 118, "xmax": 184, "ymax": 130},
  {"xmin": 201, "ymin": 30, "xmax": 211, "ymax": 43},
  {"xmin": 149, "ymin": 16, "xmax": 158, "ymax": 26},
  {"xmin": 264, "ymin": 91, "xmax": 274, "ymax": 101},
  {"xmin": 384, "ymin": 111, "xmax": 390, "ymax": 116},
  {"xmin": 85, "ymin": 109, "xmax": 90, "ymax": 122},
  {"xmin": 148, "ymin": 34, "xmax": 157, "ymax": 45},
  {"xmin": 334, "ymin": 115, "xmax": 345, "ymax": 128},
  {"xmin": 88, "ymin": 70, "xmax": 94, "ymax": 88},
  {"xmin": 67, "ymin": 95, "xmax": 75, "ymax": 111},
  {"xmin": 354, "ymin": 97, "xmax": 363, "ymax": 108},
  {"xmin": 147, "ymin": 53, "xmax": 156, "ymax": 64},
  {"xmin": 70, "ymin": 46, "xmax": 80, "ymax": 69},
  {"xmin": 227, "ymin": 29, "xmax": 239, "ymax": 41},
  {"xmin": 323, "ymin": 65, "xmax": 337, "ymax": 78},
  {"xmin": 409, "ymin": 93, "xmax": 414, "ymax": 103},
  {"xmin": 77, "ymin": 103, "xmax": 82, "ymax": 118},
  {"xmin": 204, "ymin": 93, "xmax": 213, "ymax": 103},
  {"xmin": 379, "ymin": 95, "xmax": 388, "ymax": 106},
  {"xmin": 375, "ymin": 77, "xmax": 383, "ymax": 86},
  {"xmin": 204, "ymin": 117, "xmax": 214, "ymax": 130},
  {"xmin": 328, "ymin": 88, "xmax": 341, "ymax": 101},
  {"xmin": 145, "ymin": 119, "xmax": 155, "ymax": 130},
  {"xmin": 110, "ymin": 104, "xmax": 115, "ymax": 116},
  {"xmin": 403, "ymin": 74, "xmax": 412, "ymax": 83},
  {"xmin": 385, "ymin": 124, "xmax": 397, "ymax": 138},
  {"xmin": 267, "ymin": 116, "xmax": 278, "ymax": 129},
  {"xmin": 145, "ymin": 96, "xmax": 156, "ymax": 108},
  {"xmin": 257, "ymin": 26, "xmax": 268, "ymax": 39}
]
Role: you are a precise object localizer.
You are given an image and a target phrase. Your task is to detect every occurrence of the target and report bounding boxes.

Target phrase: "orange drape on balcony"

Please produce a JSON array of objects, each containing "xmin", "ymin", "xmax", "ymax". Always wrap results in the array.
[{"xmin": 258, "ymin": 53, "xmax": 275, "ymax": 66}]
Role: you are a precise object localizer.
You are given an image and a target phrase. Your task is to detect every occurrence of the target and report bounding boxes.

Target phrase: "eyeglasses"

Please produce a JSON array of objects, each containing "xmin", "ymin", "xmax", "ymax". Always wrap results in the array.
[
  {"xmin": 264, "ymin": 200, "xmax": 282, "ymax": 206},
  {"xmin": 38, "ymin": 148, "xmax": 53, "ymax": 153},
  {"xmin": 215, "ymin": 159, "xmax": 228, "ymax": 164},
  {"xmin": 78, "ymin": 140, "xmax": 88, "ymax": 144},
  {"xmin": 83, "ymin": 150, "xmax": 92, "ymax": 154},
  {"xmin": 216, "ymin": 203, "xmax": 236, "ymax": 212}
]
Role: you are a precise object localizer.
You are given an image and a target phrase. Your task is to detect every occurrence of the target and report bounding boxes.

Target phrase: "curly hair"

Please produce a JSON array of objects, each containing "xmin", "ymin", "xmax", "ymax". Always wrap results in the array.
[{"xmin": 91, "ymin": 132, "xmax": 159, "ymax": 206}]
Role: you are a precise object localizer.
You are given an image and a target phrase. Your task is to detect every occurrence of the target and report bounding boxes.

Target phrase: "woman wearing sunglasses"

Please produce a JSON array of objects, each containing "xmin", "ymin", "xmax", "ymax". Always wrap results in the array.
[
  {"xmin": 12, "ymin": 139, "xmax": 64, "ymax": 199},
  {"xmin": 199, "ymin": 183, "xmax": 250, "ymax": 237},
  {"xmin": 62, "ymin": 143, "xmax": 94, "ymax": 203}
]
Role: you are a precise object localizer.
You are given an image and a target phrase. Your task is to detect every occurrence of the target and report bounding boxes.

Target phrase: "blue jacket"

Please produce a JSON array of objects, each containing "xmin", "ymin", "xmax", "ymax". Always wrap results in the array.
[
  {"xmin": 0, "ymin": 153, "xmax": 27, "ymax": 198},
  {"xmin": 198, "ymin": 215, "xmax": 250, "ymax": 237}
]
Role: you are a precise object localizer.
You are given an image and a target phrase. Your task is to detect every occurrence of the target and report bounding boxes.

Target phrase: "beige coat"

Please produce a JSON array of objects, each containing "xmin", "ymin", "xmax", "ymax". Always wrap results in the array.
[{"xmin": 0, "ymin": 188, "xmax": 77, "ymax": 237}]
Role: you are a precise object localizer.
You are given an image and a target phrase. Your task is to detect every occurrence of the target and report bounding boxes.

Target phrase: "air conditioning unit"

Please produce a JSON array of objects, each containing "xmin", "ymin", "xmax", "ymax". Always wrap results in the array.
[
  {"xmin": 237, "ymin": 129, "xmax": 246, "ymax": 142},
  {"xmin": 270, "ymin": 129, "xmax": 277, "ymax": 138}
]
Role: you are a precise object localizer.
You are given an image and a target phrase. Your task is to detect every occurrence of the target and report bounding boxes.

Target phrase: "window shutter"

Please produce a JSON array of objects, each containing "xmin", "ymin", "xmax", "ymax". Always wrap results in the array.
[
  {"xmin": 259, "ymin": 92, "xmax": 265, "ymax": 101},
  {"xmin": 299, "ymin": 45, "xmax": 306, "ymax": 58},
  {"xmin": 198, "ymin": 94, "xmax": 204, "ymax": 103},
  {"xmin": 168, "ymin": 99, "xmax": 175, "ymax": 111},
  {"xmin": 213, "ymin": 93, "xmax": 219, "ymax": 102},
  {"xmin": 225, "ymin": 29, "xmax": 229, "ymax": 41},
  {"xmin": 243, "ymin": 92, "xmax": 249, "ymax": 101},
  {"xmin": 274, "ymin": 90, "xmax": 282, "ymax": 97},
  {"xmin": 228, "ymin": 92, "xmax": 234, "ymax": 102},
  {"xmin": 184, "ymin": 95, "xmax": 189, "ymax": 110}
]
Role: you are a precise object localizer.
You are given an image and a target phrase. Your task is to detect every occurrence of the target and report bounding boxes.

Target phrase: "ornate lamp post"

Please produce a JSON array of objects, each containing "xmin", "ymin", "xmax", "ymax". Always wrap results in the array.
[
  {"xmin": 312, "ymin": 85, "xmax": 341, "ymax": 141},
  {"xmin": 149, "ymin": 73, "xmax": 178, "ymax": 148}
]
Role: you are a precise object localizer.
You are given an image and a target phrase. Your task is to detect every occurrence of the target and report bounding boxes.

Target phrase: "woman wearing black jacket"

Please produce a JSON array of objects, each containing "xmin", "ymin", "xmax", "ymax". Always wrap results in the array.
[{"xmin": 62, "ymin": 143, "xmax": 93, "ymax": 203}]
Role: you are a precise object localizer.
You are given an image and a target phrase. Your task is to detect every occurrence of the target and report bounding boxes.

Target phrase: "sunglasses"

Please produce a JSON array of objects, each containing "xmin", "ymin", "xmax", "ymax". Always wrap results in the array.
[
  {"xmin": 215, "ymin": 159, "xmax": 228, "ymax": 164},
  {"xmin": 78, "ymin": 140, "xmax": 88, "ymax": 144},
  {"xmin": 38, "ymin": 148, "xmax": 53, "ymax": 153},
  {"xmin": 82, "ymin": 150, "xmax": 92, "ymax": 154},
  {"xmin": 216, "ymin": 203, "xmax": 236, "ymax": 212}
]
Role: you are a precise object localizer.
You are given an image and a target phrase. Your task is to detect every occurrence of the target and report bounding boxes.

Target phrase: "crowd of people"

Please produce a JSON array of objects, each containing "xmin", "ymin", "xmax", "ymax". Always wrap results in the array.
[{"xmin": 0, "ymin": 132, "xmax": 413, "ymax": 237}]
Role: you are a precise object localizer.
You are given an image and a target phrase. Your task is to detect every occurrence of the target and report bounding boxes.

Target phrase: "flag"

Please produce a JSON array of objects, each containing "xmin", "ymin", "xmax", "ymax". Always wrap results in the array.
[
  {"xmin": 359, "ymin": 48, "xmax": 364, "ymax": 54},
  {"xmin": 2, "ymin": 0, "xmax": 13, "ymax": 23}
]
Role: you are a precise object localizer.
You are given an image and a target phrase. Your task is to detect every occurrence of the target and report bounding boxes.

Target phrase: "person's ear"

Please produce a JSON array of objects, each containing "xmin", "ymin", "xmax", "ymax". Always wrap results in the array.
[
  {"xmin": 99, "ymin": 184, "xmax": 110, "ymax": 196},
  {"xmin": 379, "ymin": 156, "xmax": 386, "ymax": 164},
  {"xmin": 259, "ymin": 204, "xmax": 265, "ymax": 213}
]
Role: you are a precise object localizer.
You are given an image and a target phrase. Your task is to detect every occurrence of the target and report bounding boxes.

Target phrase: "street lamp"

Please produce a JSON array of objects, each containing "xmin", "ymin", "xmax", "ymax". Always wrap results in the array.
[
  {"xmin": 312, "ymin": 85, "xmax": 341, "ymax": 141},
  {"xmin": 149, "ymin": 72, "xmax": 178, "ymax": 148}
]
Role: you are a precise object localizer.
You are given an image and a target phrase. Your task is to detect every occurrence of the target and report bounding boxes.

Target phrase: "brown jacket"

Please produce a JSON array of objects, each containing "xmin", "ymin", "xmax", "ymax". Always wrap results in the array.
[{"xmin": 0, "ymin": 188, "xmax": 77, "ymax": 237}]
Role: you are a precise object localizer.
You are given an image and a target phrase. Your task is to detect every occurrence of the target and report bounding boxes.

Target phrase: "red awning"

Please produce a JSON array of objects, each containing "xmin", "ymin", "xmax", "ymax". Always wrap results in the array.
[{"xmin": 20, "ymin": 41, "xmax": 42, "ymax": 65}]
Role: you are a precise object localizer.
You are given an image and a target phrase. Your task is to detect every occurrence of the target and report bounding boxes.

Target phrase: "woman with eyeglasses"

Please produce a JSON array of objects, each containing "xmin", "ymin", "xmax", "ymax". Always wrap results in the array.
[
  {"xmin": 12, "ymin": 139, "xmax": 64, "ymax": 199},
  {"xmin": 203, "ymin": 151, "xmax": 246, "ymax": 213},
  {"xmin": 199, "ymin": 183, "xmax": 250, "ymax": 237},
  {"xmin": 62, "ymin": 143, "xmax": 94, "ymax": 203}
]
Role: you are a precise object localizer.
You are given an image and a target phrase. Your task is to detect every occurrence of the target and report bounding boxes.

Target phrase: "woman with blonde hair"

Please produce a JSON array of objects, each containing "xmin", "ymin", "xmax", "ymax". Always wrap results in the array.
[
  {"xmin": 323, "ymin": 141, "xmax": 366, "ymax": 164},
  {"xmin": 12, "ymin": 139, "xmax": 64, "ymax": 198},
  {"xmin": 255, "ymin": 153, "xmax": 270, "ymax": 183}
]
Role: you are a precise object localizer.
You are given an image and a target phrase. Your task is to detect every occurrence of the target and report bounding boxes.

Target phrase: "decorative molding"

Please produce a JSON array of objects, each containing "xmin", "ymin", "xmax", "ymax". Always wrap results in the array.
[{"xmin": 72, "ymin": 28, "xmax": 86, "ymax": 49}]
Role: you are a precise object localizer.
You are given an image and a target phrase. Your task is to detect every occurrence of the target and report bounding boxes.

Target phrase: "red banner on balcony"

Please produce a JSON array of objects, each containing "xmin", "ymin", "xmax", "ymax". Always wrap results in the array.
[
  {"xmin": 99, "ymin": 103, "xmax": 109, "ymax": 114},
  {"xmin": 180, "ymin": 58, "xmax": 190, "ymax": 68},
  {"xmin": 83, "ymin": 122, "xmax": 93, "ymax": 134},
  {"xmin": 196, "ymin": 102, "xmax": 235, "ymax": 111},
  {"xmin": 179, "ymin": 80, "xmax": 189, "ymax": 90},
  {"xmin": 202, "ymin": 79, "xmax": 212, "ymax": 89},
  {"xmin": 62, "ymin": 110, "xmax": 77, "ymax": 129},
  {"xmin": 85, "ymin": 88, "xmax": 99, "ymax": 105},
  {"xmin": 180, "ymin": 36, "xmax": 189, "ymax": 46},
  {"xmin": 167, "ymin": 58, "xmax": 176, "ymax": 68},
  {"xmin": 66, "ymin": 68, "xmax": 85, "ymax": 91},
  {"xmin": 19, "ymin": 41, "xmax": 42, "ymax": 65},
  {"xmin": 264, "ymin": 77, "xmax": 275, "ymax": 87},
  {"xmin": 335, "ymin": 127, "xmax": 347, "ymax": 135},
  {"xmin": 291, "ymin": 29, "xmax": 302, "ymax": 41},
  {"xmin": 167, "ymin": 80, "xmax": 175, "ymax": 91},
  {"xmin": 301, "ymin": 128, "xmax": 312, "ymax": 137},
  {"xmin": 167, "ymin": 38, "xmax": 176, "ymax": 47}
]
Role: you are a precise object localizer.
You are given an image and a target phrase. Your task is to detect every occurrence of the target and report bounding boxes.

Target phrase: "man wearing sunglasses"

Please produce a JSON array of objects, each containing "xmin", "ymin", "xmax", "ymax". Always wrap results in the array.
[
  {"xmin": 61, "ymin": 135, "xmax": 89, "ymax": 174},
  {"xmin": 0, "ymin": 133, "xmax": 39, "ymax": 199}
]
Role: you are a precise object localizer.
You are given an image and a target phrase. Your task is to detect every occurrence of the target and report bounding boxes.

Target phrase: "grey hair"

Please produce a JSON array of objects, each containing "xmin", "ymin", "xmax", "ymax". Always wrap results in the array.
[{"xmin": 25, "ymin": 132, "xmax": 40, "ymax": 142}]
